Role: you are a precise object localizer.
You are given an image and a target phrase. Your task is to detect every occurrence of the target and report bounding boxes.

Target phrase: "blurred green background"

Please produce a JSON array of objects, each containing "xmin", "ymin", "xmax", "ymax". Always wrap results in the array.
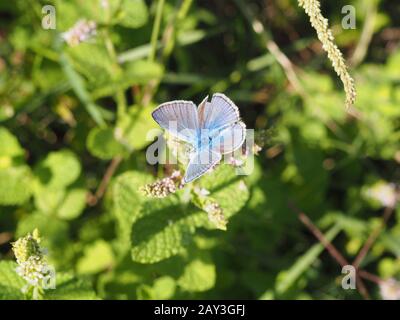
[{"xmin": 1, "ymin": 0, "xmax": 400, "ymax": 300}]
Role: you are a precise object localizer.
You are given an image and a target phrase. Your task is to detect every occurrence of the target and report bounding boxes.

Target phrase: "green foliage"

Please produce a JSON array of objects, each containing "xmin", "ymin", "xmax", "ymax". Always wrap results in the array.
[
  {"xmin": 0, "ymin": 166, "xmax": 33, "ymax": 205},
  {"xmin": 0, "ymin": 261, "xmax": 26, "ymax": 300},
  {"xmin": 274, "ymin": 224, "xmax": 342, "ymax": 297},
  {"xmin": 87, "ymin": 127, "xmax": 125, "ymax": 160},
  {"xmin": 1, "ymin": 0, "xmax": 400, "ymax": 301},
  {"xmin": 200, "ymin": 165, "xmax": 249, "ymax": 219},
  {"xmin": 0, "ymin": 260, "xmax": 97, "ymax": 300},
  {"xmin": 130, "ymin": 196, "xmax": 197, "ymax": 263},
  {"xmin": 43, "ymin": 273, "xmax": 98, "ymax": 300},
  {"xmin": 178, "ymin": 253, "xmax": 216, "ymax": 292},
  {"xmin": 117, "ymin": 104, "xmax": 161, "ymax": 150},
  {"xmin": 115, "ymin": 0, "xmax": 149, "ymax": 28},
  {"xmin": 0, "ymin": 127, "xmax": 24, "ymax": 159},
  {"xmin": 77, "ymin": 240, "xmax": 115, "ymax": 274},
  {"xmin": 34, "ymin": 150, "xmax": 81, "ymax": 189}
]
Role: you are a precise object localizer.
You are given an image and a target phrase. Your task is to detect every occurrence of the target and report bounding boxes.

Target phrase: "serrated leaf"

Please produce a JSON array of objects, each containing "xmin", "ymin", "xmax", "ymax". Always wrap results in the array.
[
  {"xmin": 34, "ymin": 150, "xmax": 81, "ymax": 189},
  {"xmin": 200, "ymin": 164, "xmax": 249, "ymax": 218},
  {"xmin": 113, "ymin": 171, "xmax": 154, "ymax": 224},
  {"xmin": 130, "ymin": 196, "xmax": 199, "ymax": 264},
  {"xmin": 0, "ymin": 261, "xmax": 26, "ymax": 300},
  {"xmin": 87, "ymin": 127, "xmax": 125, "ymax": 160},
  {"xmin": 113, "ymin": 171, "xmax": 154, "ymax": 253},
  {"xmin": 0, "ymin": 166, "xmax": 33, "ymax": 205},
  {"xmin": 44, "ymin": 273, "xmax": 98, "ymax": 300}
]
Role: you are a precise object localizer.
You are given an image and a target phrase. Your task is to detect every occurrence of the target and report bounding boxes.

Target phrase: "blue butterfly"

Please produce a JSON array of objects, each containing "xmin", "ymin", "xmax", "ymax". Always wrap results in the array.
[{"xmin": 152, "ymin": 93, "xmax": 246, "ymax": 183}]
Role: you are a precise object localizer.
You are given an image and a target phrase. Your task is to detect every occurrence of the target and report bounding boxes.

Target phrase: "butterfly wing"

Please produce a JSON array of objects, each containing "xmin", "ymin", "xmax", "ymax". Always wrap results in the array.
[
  {"xmin": 211, "ymin": 121, "xmax": 246, "ymax": 155},
  {"xmin": 152, "ymin": 100, "xmax": 199, "ymax": 144},
  {"xmin": 198, "ymin": 93, "xmax": 240, "ymax": 131},
  {"xmin": 183, "ymin": 147, "xmax": 222, "ymax": 183}
]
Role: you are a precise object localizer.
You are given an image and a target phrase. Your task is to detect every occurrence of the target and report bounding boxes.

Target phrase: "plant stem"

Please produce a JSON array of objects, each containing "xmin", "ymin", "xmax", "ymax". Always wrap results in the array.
[
  {"xmin": 353, "ymin": 205, "xmax": 395, "ymax": 269},
  {"xmin": 149, "ymin": 0, "xmax": 165, "ymax": 62},
  {"xmin": 289, "ymin": 202, "xmax": 371, "ymax": 299},
  {"xmin": 142, "ymin": 0, "xmax": 194, "ymax": 106},
  {"xmin": 350, "ymin": 0, "xmax": 377, "ymax": 67},
  {"xmin": 88, "ymin": 156, "xmax": 123, "ymax": 206},
  {"xmin": 162, "ymin": 0, "xmax": 193, "ymax": 61},
  {"xmin": 59, "ymin": 51, "xmax": 106, "ymax": 127},
  {"xmin": 104, "ymin": 29, "xmax": 127, "ymax": 121},
  {"xmin": 234, "ymin": 0, "xmax": 305, "ymax": 97}
]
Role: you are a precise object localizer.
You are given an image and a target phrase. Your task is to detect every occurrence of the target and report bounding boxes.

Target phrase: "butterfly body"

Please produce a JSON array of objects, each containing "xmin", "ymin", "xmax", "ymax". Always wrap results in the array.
[{"xmin": 152, "ymin": 93, "xmax": 246, "ymax": 183}]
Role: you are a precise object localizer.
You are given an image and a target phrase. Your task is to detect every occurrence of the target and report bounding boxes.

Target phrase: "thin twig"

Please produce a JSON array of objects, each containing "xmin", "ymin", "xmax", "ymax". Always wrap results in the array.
[
  {"xmin": 299, "ymin": 212, "xmax": 370, "ymax": 299},
  {"xmin": 350, "ymin": 0, "xmax": 377, "ymax": 67},
  {"xmin": 142, "ymin": 0, "xmax": 194, "ymax": 106},
  {"xmin": 359, "ymin": 270, "xmax": 383, "ymax": 285},
  {"xmin": 298, "ymin": 212, "xmax": 348, "ymax": 267},
  {"xmin": 265, "ymin": 40, "xmax": 305, "ymax": 96},
  {"xmin": 148, "ymin": 0, "xmax": 166, "ymax": 62},
  {"xmin": 88, "ymin": 156, "xmax": 123, "ymax": 206},
  {"xmin": 289, "ymin": 202, "xmax": 387, "ymax": 297},
  {"xmin": 289, "ymin": 202, "xmax": 370, "ymax": 299},
  {"xmin": 353, "ymin": 205, "xmax": 395, "ymax": 269},
  {"xmin": 234, "ymin": 0, "xmax": 305, "ymax": 96}
]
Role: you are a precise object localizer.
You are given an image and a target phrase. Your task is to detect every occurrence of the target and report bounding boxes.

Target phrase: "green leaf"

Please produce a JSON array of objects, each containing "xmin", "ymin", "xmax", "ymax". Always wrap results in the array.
[
  {"xmin": 130, "ymin": 196, "xmax": 200, "ymax": 264},
  {"xmin": 67, "ymin": 43, "xmax": 113, "ymax": 87},
  {"xmin": 0, "ymin": 127, "xmax": 24, "ymax": 159},
  {"xmin": 178, "ymin": 254, "xmax": 216, "ymax": 292},
  {"xmin": 33, "ymin": 187, "xmax": 87, "ymax": 220},
  {"xmin": 0, "ymin": 166, "xmax": 33, "ymax": 205},
  {"xmin": 87, "ymin": 127, "xmax": 125, "ymax": 160},
  {"xmin": 33, "ymin": 188, "xmax": 65, "ymax": 214},
  {"xmin": 113, "ymin": 171, "xmax": 154, "ymax": 254},
  {"xmin": 115, "ymin": 0, "xmax": 148, "ymax": 28},
  {"xmin": 77, "ymin": 240, "xmax": 115, "ymax": 274},
  {"xmin": 92, "ymin": 60, "xmax": 163, "ymax": 99},
  {"xmin": 59, "ymin": 50, "xmax": 106, "ymax": 126},
  {"xmin": 113, "ymin": 172, "xmax": 218, "ymax": 264},
  {"xmin": 34, "ymin": 150, "xmax": 81, "ymax": 189},
  {"xmin": 0, "ymin": 261, "xmax": 26, "ymax": 300},
  {"xmin": 200, "ymin": 164, "xmax": 249, "ymax": 218},
  {"xmin": 135, "ymin": 276, "xmax": 176, "ymax": 299},
  {"xmin": 113, "ymin": 171, "xmax": 153, "ymax": 225},
  {"xmin": 44, "ymin": 273, "xmax": 98, "ymax": 300},
  {"xmin": 152, "ymin": 276, "xmax": 176, "ymax": 299},
  {"xmin": 117, "ymin": 105, "xmax": 161, "ymax": 151},
  {"xmin": 57, "ymin": 188, "xmax": 87, "ymax": 220}
]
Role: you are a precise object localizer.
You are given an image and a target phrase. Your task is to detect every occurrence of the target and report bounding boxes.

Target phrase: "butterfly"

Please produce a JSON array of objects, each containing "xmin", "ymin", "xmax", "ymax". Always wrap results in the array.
[{"xmin": 152, "ymin": 93, "xmax": 246, "ymax": 183}]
